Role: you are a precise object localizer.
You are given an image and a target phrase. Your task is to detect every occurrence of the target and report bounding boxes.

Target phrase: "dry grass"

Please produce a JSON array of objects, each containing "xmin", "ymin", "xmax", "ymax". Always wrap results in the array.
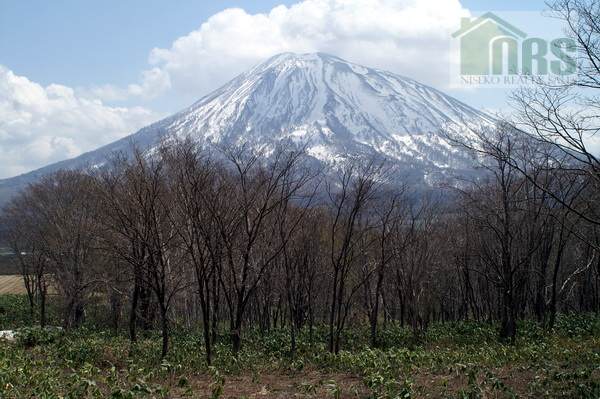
[
  {"xmin": 183, "ymin": 372, "xmax": 364, "ymax": 398},
  {"xmin": 0, "ymin": 275, "xmax": 26, "ymax": 295}
]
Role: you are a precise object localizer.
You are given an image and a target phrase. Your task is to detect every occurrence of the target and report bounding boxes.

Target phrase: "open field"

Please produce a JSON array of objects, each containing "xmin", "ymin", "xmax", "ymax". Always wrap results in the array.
[
  {"xmin": 0, "ymin": 295, "xmax": 599, "ymax": 398},
  {"xmin": 0, "ymin": 276, "xmax": 25, "ymax": 295}
]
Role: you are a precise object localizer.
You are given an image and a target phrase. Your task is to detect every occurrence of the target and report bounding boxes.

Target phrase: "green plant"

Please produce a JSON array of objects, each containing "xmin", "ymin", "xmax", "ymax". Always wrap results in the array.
[
  {"xmin": 15, "ymin": 326, "xmax": 63, "ymax": 347},
  {"xmin": 0, "ymin": 294, "xmax": 598, "ymax": 398},
  {"xmin": 208, "ymin": 366, "xmax": 225, "ymax": 399},
  {"xmin": 324, "ymin": 379, "xmax": 341, "ymax": 399}
]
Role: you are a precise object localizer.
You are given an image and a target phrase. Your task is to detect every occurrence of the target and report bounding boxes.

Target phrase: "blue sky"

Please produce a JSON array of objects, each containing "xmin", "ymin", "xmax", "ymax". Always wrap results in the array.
[
  {"xmin": 1, "ymin": 1, "xmax": 292, "ymax": 88},
  {"xmin": 0, "ymin": 0, "xmax": 563, "ymax": 178},
  {"xmin": 0, "ymin": 0, "xmax": 550, "ymax": 89}
]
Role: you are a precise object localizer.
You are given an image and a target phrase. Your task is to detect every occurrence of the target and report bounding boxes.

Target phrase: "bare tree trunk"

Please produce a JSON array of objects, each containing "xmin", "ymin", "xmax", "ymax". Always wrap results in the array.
[
  {"xmin": 548, "ymin": 245, "xmax": 565, "ymax": 330},
  {"xmin": 38, "ymin": 279, "xmax": 47, "ymax": 328},
  {"xmin": 129, "ymin": 278, "xmax": 140, "ymax": 345},
  {"xmin": 328, "ymin": 269, "xmax": 338, "ymax": 353},
  {"xmin": 370, "ymin": 273, "xmax": 383, "ymax": 347},
  {"xmin": 159, "ymin": 304, "xmax": 169, "ymax": 359}
]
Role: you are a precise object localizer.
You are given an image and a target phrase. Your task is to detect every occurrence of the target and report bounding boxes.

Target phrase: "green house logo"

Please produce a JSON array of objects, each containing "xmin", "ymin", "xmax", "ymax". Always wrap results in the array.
[{"xmin": 452, "ymin": 12, "xmax": 576, "ymax": 78}]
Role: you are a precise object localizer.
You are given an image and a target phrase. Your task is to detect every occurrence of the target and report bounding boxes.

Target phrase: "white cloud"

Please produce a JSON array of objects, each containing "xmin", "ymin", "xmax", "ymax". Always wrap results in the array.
[
  {"xmin": 86, "ymin": 67, "xmax": 171, "ymax": 102},
  {"xmin": 71, "ymin": 0, "xmax": 470, "ymax": 106},
  {"xmin": 145, "ymin": 0, "xmax": 469, "ymax": 99},
  {"xmin": 0, "ymin": 66, "xmax": 161, "ymax": 178},
  {"xmin": 1, "ymin": 0, "xmax": 471, "ymax": 178},
  {"xmin": 127, "ymin": 67, "xmax": 171, "ymax": 99}
]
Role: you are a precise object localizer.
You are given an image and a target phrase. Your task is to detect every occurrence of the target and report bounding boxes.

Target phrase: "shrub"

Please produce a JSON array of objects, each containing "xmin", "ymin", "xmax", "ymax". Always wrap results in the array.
[{"xmin": 15, "ymin": 326, "xmax": 63, "ymax": 347}]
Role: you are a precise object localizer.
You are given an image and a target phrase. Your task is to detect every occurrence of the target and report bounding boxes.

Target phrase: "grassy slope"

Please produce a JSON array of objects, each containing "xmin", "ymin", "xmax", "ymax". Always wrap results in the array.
[{"xmin": 0, "ymin": 295, "xmax": 598, "ymax": 398}]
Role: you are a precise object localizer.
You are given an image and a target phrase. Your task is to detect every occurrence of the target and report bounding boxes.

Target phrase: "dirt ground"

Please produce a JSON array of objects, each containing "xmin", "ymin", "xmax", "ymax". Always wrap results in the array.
[
  {"xmin": 178, "ymin": 371, "xmax": 368, "ymax": 398},
  {"xmin": 166, "ymin": 366, "xmax": 599, "ymax": 398}
]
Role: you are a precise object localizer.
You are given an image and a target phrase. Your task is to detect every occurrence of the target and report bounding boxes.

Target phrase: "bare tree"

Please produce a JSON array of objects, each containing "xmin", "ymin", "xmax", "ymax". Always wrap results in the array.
[
  {"xmin": 364, "ymin": 188, "xmax": 406, "ymax": 346},
  {"xmin": 24, "ymin": 171, "xmax": 103, "ymax": 328},
  {"xmin": 325, "ymin": 159, "xmax": 386, "ymax": 353},
  {"xmin": 99, "ymin": 149, "xmax": 188, "ymax": 357},
  {"xmin": 163, "ymin": 140, "xmax": 221, "ymax": 365},
  {"xmin": 213, "ymin": 146, "xmax": 313, "ymax": 354},
  {"xmin": 2, "ymin": 192, "xmax": 49, "ymax": 326},
  {"xmin": 504, "ymin": 0, "xmax": 600, "ymax": 229}
]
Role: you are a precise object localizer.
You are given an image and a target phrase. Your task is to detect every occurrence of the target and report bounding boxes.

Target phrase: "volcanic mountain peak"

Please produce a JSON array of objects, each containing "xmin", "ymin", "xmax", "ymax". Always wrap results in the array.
[{"xmin": 0, "ymin": 52, "xmax": 493, "ymax": 204}]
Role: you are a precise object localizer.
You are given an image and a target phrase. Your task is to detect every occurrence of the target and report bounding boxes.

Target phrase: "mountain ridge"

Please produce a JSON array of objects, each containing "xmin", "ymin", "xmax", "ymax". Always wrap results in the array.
[{"xmin": 0, "ymin": 52, "xmax": 493, "ymax": 204}]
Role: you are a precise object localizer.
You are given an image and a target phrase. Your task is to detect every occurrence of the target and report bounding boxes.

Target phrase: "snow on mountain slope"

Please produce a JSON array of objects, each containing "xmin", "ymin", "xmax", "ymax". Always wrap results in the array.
[
  {"xmin": 165, "ymin": 52, "xmax": 491, "ymax": 169},
  {"xmin": 0, "ymin": 52, "xmax": 493, "ymax": 203}
]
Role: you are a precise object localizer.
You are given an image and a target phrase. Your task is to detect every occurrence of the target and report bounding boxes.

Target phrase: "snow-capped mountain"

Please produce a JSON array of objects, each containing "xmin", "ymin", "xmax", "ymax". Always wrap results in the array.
[{"xmin": 0, "ymin": 52, "xmax": 492, "ymax": 204}]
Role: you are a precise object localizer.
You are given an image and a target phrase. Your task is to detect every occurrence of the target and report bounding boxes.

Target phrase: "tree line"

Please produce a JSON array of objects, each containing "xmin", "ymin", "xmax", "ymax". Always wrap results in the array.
[
  {"xmin": 2, "ymin": 127, "xmax": 599, "ymax": 361},
  {"xmin": 0, "ymin": 0, "xmax": 599, "ymax": 364}
]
